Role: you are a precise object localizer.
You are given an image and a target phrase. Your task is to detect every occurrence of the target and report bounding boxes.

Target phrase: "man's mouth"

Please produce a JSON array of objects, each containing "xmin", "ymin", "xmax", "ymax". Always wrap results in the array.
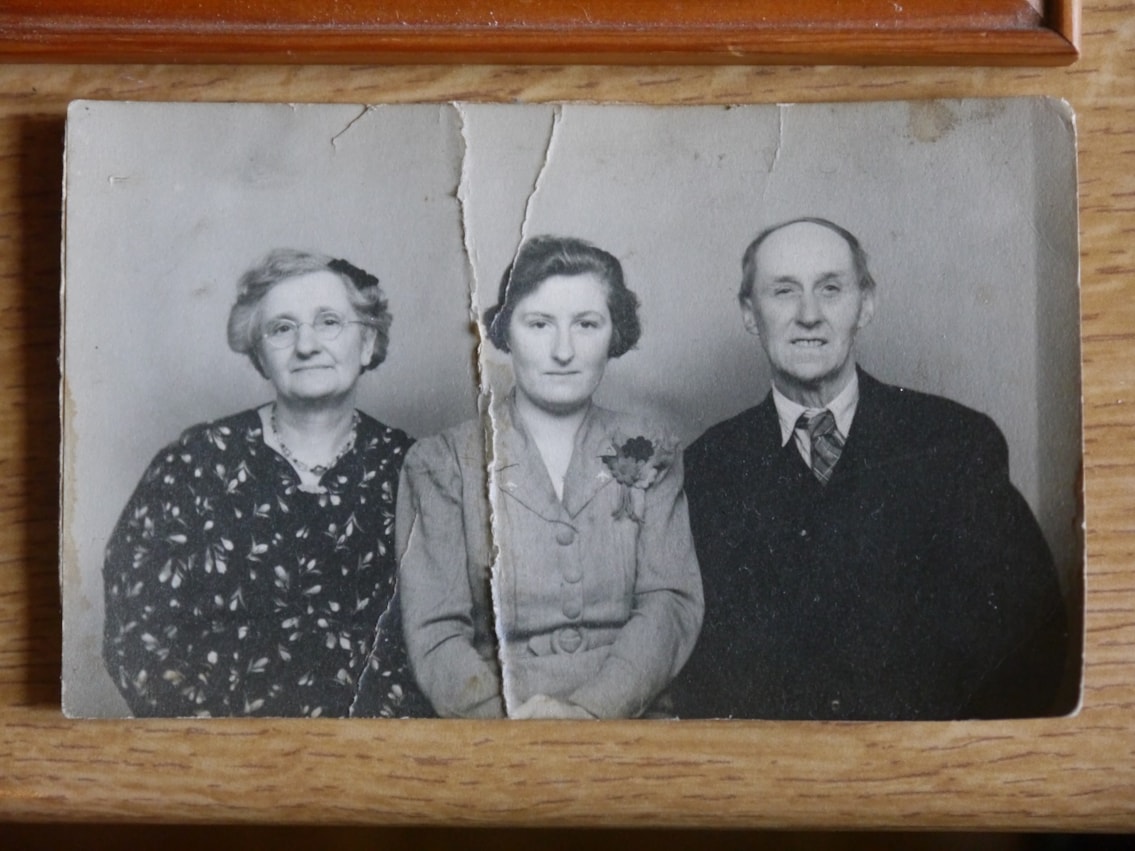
[{"xmin": 791, "ymin": 339, "xmax": 826, "ymax": 347}]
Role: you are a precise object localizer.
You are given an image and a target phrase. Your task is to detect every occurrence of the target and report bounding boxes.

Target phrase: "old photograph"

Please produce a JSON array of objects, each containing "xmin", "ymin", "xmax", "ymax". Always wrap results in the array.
[{"xmin": 61, "ymin": 98, "xmax": 1081, "ymax": 720}]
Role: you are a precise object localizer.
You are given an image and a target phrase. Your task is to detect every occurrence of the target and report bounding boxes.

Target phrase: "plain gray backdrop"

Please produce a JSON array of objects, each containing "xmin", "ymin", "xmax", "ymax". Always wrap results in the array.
[{"xmin": 62, "ymin": 98, "xmax": 1080, "ymax": 716}]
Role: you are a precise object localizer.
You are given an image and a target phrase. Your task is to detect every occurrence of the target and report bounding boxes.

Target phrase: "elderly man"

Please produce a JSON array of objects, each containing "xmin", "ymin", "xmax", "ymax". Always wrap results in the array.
[{"xmin": 675, "ymin": 217, "xmax": 1069, "ymax": 720}]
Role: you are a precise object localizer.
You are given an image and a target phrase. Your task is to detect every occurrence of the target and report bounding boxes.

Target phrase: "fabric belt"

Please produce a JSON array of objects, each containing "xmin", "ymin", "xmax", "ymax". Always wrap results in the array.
[{"xmin": 513, "ymin": 625, "xmax": 621, "ymax": 657}]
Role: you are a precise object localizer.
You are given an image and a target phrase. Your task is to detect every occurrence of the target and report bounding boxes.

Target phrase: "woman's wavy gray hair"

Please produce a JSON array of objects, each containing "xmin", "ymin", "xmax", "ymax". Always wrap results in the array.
[{"xmin": 227, "ymin": 248, "xmax": 391, "ymax": 378}]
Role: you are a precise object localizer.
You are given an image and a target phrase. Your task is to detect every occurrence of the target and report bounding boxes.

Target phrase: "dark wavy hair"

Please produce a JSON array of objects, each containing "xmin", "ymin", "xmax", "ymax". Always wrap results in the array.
[
  {"xmin": 484, "ymin": 235, "xmax": 641, "ymax": 358},
  {"xmin": 738, "ymin": 217, "xmax": 877, "ymax": 303},
  {"xmin": 226, "ymin": 249, "xmax": 391, "ymax": 378}
]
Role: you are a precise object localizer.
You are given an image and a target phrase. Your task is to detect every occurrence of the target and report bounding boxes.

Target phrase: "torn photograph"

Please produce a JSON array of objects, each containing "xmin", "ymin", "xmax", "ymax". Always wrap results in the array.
[{"xmin": 61, "ymin": 98, "xmax": 1081, "ymax": 721}]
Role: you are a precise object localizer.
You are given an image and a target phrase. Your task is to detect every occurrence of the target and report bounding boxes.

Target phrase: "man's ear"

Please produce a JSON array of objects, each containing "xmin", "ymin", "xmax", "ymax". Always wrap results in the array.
[
  {"xmin": 856, "ymin": 287, "xmax": 877, "ymax": 330},
  {"xmin": 740, "ymin": 297, "xmax": 760, "ymax": 336}
]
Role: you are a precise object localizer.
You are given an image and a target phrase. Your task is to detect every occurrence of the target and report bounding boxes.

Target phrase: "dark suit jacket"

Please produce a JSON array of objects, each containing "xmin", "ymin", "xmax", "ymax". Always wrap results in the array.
[{"xmin": 674, "ymin": 369, "xmax": 1069, "ymax": 720}]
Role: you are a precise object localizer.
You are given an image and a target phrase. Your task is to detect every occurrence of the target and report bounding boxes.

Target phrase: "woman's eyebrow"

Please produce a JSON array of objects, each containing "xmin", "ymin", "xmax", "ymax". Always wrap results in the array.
[{"xmin": 265, "ymin": 305, "xmax": 343, "ymax": 319}]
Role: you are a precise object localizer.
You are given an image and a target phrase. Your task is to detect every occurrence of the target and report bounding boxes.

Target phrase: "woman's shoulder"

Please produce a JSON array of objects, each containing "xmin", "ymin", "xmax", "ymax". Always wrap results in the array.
[
  {"xmin": 127, "ymin": 409, "xmax": 265, "ymax": 496},
  {"xmin": 403, "ymin": 417, "xmax": 486, "ymax": 475},
  {"xmin": 355, "ymin": 410, "xmax": 415, "ymax": 455},
  {"xmin": 158, "ymin": 408, "xmax": 264, "ymax": 459}
]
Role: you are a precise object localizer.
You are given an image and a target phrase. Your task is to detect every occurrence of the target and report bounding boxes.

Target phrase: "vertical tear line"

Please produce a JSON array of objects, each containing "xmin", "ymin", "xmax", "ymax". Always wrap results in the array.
[
  {"xmin": 348, "ymin": 582, "xmax": 400, "ymax": 719},
  {"xmin": 456, "ymin": 103, "xmax": 508, "ymax": 715},
  {"xmin": 518, "ymin": 104, "xmax": 563, "ymax": 246},
  {"xmin": 351, "ymin": 495, "xmax": 421, "ymax": 718},
  {"xmin": 455, "ymin": 103, "xmax": 477, "ymax": 330},
  {"xmin": 454, "ymin": 102, "xmax": 489, "ymax": 554},
  {"xmin": 485, "ymin": 387, "xmax": 509, "ymax": 715},
  {"xmin": 489, "ymin": 104, "xmax": 563, "ymax": 717}
]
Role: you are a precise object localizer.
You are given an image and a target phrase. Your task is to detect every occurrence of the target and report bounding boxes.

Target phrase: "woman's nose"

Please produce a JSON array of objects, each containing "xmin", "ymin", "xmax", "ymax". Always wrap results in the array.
[
  {"xmin": 552, "ymin": 327, "xmax": 574, "ymax": 363},
  {"xmin": 293, "ymin": 322, "xmax": 322, "ymax": 353}
]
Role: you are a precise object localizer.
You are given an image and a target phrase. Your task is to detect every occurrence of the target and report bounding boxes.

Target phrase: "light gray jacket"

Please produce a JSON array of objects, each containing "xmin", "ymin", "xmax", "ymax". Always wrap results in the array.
[{"xmin": 397, "ymin": 402, "xmax": 703, "ymax": 718}]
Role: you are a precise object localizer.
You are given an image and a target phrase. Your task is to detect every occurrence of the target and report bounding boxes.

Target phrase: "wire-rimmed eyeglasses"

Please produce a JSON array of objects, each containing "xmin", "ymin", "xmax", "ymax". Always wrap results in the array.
[{"xmin": 260, "ymin": 313, "xmax": 372, "ymax": 349}]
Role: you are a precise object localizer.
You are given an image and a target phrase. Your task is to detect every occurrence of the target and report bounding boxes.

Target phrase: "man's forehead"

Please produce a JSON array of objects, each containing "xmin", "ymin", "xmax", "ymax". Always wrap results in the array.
[{"xmin": 757, "ymin": 222, "xmax": 855, "ymax": 276}]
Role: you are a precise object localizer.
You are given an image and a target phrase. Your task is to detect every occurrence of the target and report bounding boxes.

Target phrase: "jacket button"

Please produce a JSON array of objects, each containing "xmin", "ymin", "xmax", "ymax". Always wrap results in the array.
[
  {"xmin": 562, "ymin": 599, "xmax": 582, "ymax": 619},
  {"xmin": 563, "ymin": 563, "xmax": 582, "ymax": 583},
  {"xmin": 555, "ymin": 627, "xmax": 583, "ymax": 653},
  {"xmin": 555, "ymin": 527, "xmax": 575, "ymax": 546}
]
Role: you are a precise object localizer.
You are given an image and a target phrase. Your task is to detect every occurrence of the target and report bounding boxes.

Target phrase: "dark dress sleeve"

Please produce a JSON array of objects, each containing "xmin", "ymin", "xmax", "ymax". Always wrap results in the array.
[{"xmin": 102, "ymin": 439, "xmax": 238, "ymax": 717}]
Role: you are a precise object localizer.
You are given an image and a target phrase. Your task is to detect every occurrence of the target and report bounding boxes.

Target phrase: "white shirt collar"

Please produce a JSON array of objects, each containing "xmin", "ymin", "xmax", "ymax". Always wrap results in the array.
[{"xmin": 772, "ymin": 370, "xmax": 860, "ymax": 448}]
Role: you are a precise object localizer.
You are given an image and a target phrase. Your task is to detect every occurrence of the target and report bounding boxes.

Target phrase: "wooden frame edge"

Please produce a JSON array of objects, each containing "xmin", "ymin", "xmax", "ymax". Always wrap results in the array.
[{"xmin": 0, "ymin": 3, "xmax": 1081, "ymax": 66}]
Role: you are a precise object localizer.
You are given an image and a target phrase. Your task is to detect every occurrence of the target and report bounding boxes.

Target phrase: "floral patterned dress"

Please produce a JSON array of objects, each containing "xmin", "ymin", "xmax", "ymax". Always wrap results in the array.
[{"xmin": 102, "ymin": 408, "xmax": 422, "ymax": 718}]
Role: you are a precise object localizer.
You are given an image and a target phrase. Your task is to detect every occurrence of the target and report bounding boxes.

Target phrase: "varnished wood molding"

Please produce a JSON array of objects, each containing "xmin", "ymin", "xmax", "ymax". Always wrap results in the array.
[{"xmin": 0, "ymin": 0, "xmax": 1080, "ymax": 66}]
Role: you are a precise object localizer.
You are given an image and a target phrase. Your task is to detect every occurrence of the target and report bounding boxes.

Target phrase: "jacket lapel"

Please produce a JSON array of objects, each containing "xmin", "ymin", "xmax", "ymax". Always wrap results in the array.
[
  {"xmin": 836, "ymin": 368, "xmax": 893, "ymax": 478},
  {"xmin": 491, "ymin": 399, "xmax": 616, "ymax": 523},
  {"xmin": 491, "ymin": 404, "xmax": 566, "ymax": 524},
  {"xmin": 561, "ymin": 406, "xmax": 616, "ymax": 519}
]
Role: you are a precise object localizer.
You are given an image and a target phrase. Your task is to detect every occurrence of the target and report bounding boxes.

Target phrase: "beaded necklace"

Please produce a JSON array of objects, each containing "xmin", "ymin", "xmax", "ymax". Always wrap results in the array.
[{"xmin": 270, "ymin": 404, "xmax": 360, "ymax": 476}]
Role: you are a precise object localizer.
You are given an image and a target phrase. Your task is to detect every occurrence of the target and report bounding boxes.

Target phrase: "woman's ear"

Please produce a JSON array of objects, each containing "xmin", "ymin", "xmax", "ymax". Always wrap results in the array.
[{"xmin": 359, "ymin": 325, "xmax": 378, "ymax": 370}]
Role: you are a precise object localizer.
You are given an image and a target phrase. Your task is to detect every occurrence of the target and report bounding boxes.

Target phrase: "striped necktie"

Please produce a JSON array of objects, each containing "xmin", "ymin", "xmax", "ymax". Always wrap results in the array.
[{"xmin": 798, "ymin": 409, "xmax": 844, "ymax": 485}]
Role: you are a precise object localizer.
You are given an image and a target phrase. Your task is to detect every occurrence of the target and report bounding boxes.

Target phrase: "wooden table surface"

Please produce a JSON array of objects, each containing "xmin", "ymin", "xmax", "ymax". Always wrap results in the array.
[{"xmin": 2, "ymin": 1, "xmax": 1133, "ymax": 831}]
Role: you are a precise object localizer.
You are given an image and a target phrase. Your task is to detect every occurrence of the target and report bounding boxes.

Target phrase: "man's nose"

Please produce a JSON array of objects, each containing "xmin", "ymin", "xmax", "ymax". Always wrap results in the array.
[
  {"xmin": 552, "ymin": 327, "xmax": 575, "ymax": 363},
  {"xmin": 796, "ymin": 292, "xmax": 821, "ymax": 325}
]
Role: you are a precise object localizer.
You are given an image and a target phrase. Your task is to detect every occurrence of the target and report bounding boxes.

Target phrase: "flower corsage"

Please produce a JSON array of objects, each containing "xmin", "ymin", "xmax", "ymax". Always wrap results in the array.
[{"xmin": 600, "ymin": 432, "xmax": 677, "ymax": 524}]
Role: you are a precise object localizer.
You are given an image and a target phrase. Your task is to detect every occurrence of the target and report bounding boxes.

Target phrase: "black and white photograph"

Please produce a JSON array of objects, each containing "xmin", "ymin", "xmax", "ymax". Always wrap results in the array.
[{"xmin": 61, "ymin": 98, "xmax": 1081, "ymax": 721}]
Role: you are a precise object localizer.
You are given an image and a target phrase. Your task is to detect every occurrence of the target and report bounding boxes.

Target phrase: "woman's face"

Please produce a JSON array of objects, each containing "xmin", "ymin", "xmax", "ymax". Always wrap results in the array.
[
  {"xmin": 507, "ymin": 272, "xmax": 613, "ymax": 416},
  {"xmin": 256, "ymin": 271, "xmax": 376, "ymax": 407}
]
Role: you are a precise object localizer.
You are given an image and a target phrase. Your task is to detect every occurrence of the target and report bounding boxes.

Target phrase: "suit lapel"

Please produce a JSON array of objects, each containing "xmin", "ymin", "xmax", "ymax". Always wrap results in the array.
[
  {"xmin": 836, "ymin": 368, "xmax": 896, "ymax": 478},
  {"xmin": 744, "ymin": 392, "xmax": 789, "ymax": 479}
]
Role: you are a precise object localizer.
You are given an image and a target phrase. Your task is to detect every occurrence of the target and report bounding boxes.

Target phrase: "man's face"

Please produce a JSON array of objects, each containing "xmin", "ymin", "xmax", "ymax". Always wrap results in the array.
[{"xmin": 741, "ymin": 221, "xmax": 875, "ymax": 407}]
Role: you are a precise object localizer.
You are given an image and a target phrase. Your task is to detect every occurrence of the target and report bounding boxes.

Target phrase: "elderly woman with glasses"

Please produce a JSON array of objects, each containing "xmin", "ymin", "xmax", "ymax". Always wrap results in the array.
[{"xmin": 102, "ymin": 249, "xmax": 422, "ymax": 718}]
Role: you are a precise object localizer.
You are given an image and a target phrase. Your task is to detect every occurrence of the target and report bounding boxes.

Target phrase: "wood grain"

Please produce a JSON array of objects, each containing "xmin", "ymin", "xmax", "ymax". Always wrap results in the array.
[
  {"xmin": 1, "ymin": 0, "xmax": 1133, "ymax": 830},
  {"xmin": 0, "ymin": 0, "xmax": 1079, "ymax": 65}
]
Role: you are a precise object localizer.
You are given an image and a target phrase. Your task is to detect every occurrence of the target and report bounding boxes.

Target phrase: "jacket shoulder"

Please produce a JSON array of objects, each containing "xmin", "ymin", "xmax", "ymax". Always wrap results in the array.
[
  {"xmin": 866, "ymin": 378, "xmax": 1005, "ymax": 449},
  {"xmin": 403, "ymin": 417, "xmax": 486, "ymax": 478},
  {"xmin": 687, "ymin": 400, "xmax": 774, "ymax": 462}
]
